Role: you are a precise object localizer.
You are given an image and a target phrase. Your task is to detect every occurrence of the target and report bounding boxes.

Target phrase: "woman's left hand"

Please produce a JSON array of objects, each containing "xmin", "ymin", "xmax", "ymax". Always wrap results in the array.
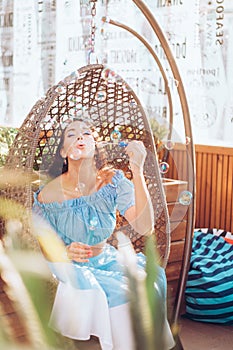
[
  {"xmin": 66, "ymin": 242, "xmax": 93, "ymax": 262},
  {"xmin": 125, "ymin": 140, "xmax": 147, "ymax": 173}
]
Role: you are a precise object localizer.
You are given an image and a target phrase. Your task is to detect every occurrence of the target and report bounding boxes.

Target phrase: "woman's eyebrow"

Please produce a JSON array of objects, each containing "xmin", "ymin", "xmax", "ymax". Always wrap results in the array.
[
  {"xmin": 65, "ymin": 127, "xmax": 90, "ymax": 133},
  {"xmin": 65, "ymin": 128, "xmax": 76, "ymax": 133}
]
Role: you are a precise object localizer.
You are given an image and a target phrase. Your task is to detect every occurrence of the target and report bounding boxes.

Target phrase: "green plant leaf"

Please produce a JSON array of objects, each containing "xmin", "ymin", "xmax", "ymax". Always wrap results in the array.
[{"xmin": 145, "ymin": 235, "xmax": 166, "ymax": 350}]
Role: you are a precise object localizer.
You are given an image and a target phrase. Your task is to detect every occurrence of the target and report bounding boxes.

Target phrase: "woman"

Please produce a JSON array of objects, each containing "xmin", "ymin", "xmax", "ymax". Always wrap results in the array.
[{"xmin": 33, "ymin": 118, "xmax": 174, "ymax": 350}]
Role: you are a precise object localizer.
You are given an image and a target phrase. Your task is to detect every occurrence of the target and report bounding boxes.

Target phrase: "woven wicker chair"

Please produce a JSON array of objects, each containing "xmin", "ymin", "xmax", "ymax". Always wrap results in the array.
[
  {"xmin": 3, "ymin": 63, "xmax": 171, "ymax": 264},
  {"xmin": 0, "ymin": 63, "xmax": 171, "ymax": 348}
]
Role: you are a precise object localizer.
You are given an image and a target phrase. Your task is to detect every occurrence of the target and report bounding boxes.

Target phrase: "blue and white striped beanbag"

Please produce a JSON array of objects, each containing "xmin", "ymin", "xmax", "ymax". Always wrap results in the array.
[{"xmin": 185, "ymin": 229, "xmax": 233, "ymax": 324}]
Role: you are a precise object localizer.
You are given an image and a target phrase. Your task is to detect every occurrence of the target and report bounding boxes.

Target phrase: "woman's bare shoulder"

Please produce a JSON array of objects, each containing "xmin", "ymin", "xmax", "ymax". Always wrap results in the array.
[{"xmin": 38, "ymin": 176, "xmax": 63, "ymax": 203}]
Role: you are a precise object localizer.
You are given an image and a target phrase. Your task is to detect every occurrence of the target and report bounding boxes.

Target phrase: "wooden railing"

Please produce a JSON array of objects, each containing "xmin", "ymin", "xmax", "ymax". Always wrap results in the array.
[{"xmin": 165, "ymin": 144, "xmax": 233, "ymax": 233}]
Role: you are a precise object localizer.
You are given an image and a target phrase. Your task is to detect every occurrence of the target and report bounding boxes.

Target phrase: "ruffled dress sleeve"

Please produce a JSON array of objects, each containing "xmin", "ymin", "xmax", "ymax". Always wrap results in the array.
[{"xmin": 113, "ymin": 170, "xmax": 135, "ymax": 215}]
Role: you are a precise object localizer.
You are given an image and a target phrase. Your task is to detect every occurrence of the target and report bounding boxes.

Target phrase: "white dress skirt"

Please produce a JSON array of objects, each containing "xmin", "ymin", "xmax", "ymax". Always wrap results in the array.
[
  {"xmin": 48, "ymin": 247, "xmax": 175, "ymax": 350},
  {"xmin": 49, "ymin": 282, "xmax": 175, "ymax": 350}
]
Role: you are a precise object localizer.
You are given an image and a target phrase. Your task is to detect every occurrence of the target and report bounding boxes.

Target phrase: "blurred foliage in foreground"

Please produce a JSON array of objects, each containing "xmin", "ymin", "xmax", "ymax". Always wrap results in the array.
[
  {"xmin": 0, "ymin": 127, "xmax": 18, "ymax": 167},
  {"xmin": 0, "ymin": 168, "xmax": 176, "ymax": 349},
  {"xmin": 117, "ymin": 232, "xmax": 167, "ymax": 350}
]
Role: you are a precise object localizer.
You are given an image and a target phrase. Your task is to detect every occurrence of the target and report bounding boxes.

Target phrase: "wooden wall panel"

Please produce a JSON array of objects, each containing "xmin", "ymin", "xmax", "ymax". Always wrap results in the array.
[
  {"xmin": 226, "ymin": 156, "xmax": 233, "ymax": 230},
  {"xmin": 165, "ymin": 144, "xmax": 233, "ymax": 233}
]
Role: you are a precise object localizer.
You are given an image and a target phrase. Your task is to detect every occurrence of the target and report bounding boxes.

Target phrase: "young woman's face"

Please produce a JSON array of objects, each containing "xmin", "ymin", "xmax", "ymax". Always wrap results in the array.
[{"xmin": 61, "ymin": 120, "xmax": 95, "ymax": 160}]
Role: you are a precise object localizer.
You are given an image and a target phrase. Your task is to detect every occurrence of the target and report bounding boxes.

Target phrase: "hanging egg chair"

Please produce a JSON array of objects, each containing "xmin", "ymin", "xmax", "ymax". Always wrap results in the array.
[
  {"xmin": 0, "ymin": 63, "xmax": 172, "ymax": 347},
  {"xmin": 3, "ymin": 63, "xmax": 171, "ymax": 266}
]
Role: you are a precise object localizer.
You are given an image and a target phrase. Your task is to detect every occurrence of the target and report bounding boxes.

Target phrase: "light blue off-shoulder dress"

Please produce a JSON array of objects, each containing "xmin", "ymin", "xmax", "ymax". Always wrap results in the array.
[{"xmin": 33, "ymin": 170, "xmax": 174, "ymax": 350}]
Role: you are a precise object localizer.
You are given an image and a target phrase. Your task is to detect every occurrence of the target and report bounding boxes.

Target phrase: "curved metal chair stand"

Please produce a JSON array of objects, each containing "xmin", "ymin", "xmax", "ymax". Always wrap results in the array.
[
  {"xmin": 132, "ymin": 0, "xmax": 196, "ymax": 324},
  {"xmin": 104, "ymin": 0, "xmax": 196, "ymax": 327},
  {"xmin": 0, "ymin": 63, "xmax": 171, "ymax": 346}
]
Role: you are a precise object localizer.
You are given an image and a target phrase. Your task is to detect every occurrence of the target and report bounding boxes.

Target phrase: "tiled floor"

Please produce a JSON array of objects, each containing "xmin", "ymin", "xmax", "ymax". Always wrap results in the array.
[
  {"xmin": 179, "ymin": 317, "xmax": 233, "ymax": 350},
  {"xmin": 72, "ymin": 337, "xmax": 101, "ymax": 350}
]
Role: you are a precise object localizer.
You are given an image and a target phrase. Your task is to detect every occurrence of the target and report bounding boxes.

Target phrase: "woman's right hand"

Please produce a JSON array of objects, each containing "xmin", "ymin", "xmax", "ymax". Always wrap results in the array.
[
  {"xmin": 66, "ymin": 242, "xmax": 93, "ymax": 262},
  {"xmin": 125, "ymin": 140, "xmax": 147, "ymax": 174}
]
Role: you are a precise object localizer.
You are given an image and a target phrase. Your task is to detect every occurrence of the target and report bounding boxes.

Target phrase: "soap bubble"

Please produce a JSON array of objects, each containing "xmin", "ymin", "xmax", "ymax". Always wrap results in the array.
[
  {"xmin": 110, "ymin": 129, "xmax": 122, "ymax": 142},
  {"xmin": 89, "ymin": 216, "xmax": 98, "ymax": 230},
  {"xmin": 178, "ymin": 190, "xmax": 193, "ymax": 205},
  {"xmin": 55, "ymin": 85, "xmax": 66, "ymax": 94},
  {"xmin": 185, "ymin": 136, "xmax": 191, "ymax": 145},
  {"xmin": 159, "ymin": 161, "xmax": 169, "ymax": 174},
  {"xmin": 95, "ymin": 90, "xmax": 107, "ymax": 102},
  {"xmin": 165, "ymin": 140, "xmax": 175, "ymax": 150},
  {"xmin": 74, "ymin": 182, "xmax": 85, "ymax": 192},
  {"xmin": 101, "ymin": 67, "xmax": 117, "ymax": 84},
  {"xmin": 70, "ymin": 148, "xmax": 82, "ymax": 160}
]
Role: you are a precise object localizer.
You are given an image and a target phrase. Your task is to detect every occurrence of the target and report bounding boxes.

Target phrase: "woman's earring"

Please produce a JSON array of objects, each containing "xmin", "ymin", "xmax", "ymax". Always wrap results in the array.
[{"xmin": 63, "ymin": 157, "xmax": 67, "ymax": 166}]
